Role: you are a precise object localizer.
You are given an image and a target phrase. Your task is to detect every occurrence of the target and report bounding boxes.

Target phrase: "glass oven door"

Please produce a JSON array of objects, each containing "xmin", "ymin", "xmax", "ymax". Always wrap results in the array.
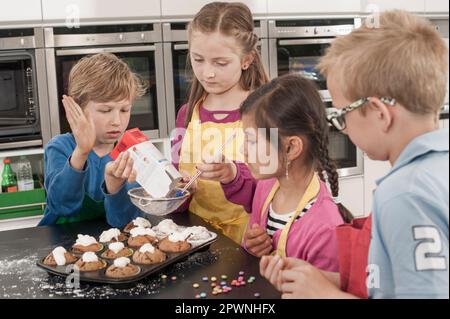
[
  {"xmin": 325, "ymin": 102, "xmax": 363, "ymax": 176},
  {"xmin": 54, "ymin": 45, "xmax": 164, "ymax": 139},
  {"xmin": 274, "ymin": 38, "xmax": 332, "ymax": 99},
  {"xmin": 0, "ymin": 51, "xmax": 40, "ymax": 140}
]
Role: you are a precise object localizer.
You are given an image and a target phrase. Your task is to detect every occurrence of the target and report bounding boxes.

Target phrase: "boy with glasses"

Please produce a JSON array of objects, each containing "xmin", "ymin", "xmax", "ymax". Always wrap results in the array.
[{"xmin": 260, "ymin": 10, "xmax": 449, "ymax": 299}]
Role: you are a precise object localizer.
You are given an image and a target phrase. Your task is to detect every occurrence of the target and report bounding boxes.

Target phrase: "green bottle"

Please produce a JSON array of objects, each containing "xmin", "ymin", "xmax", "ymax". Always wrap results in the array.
[{"xmin": 1, "ymin": 159, "xmax": 18, "ymax": 193}]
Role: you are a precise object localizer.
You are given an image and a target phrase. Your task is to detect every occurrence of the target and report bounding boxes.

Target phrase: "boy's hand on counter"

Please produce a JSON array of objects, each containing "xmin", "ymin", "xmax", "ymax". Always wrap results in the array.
[
  {"xmin": 260, "ymin": 256, "xmax": 347, "ymax": 298},
  {"xmin": 104, "ymin": 152, "xmax": 137, "ymax": 194},
  {"xmin": 244, "ymin": 223, "xmax": 273, "ymax": 257},
  {"xmin": 196, "ymin": 156, "xmax": 237, "ymax": 184},
  {"xmin": 277, "ymin": 258, "xmax": 347, "ymax": 299},
  {"xmin": 260, "ymin": 255, "xmax": 284, "ymax": 291}
]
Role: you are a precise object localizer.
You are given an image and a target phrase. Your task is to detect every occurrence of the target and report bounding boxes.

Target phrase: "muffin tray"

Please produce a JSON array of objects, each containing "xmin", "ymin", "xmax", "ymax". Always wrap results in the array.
[{"xmin": 36, "ymin": 232, "xmax": 218, "ymax": 285}]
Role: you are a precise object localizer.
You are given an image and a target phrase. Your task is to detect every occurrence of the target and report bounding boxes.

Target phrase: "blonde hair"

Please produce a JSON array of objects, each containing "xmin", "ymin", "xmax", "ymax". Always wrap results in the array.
[
  {"xmin": 318, "ymin": 10, "xmax": 449, "ymax": 115},
  {"xmin": 68, "ymin": 53, "xmax": 147, "ymax": 108},
  {"xmin": 184, "ymin": 1, "xmax": 269, "ymax": 127}
]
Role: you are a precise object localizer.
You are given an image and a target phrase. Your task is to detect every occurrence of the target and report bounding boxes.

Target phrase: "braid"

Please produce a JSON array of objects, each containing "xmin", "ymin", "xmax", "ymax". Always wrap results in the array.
[{"xmin": 314, "ymin": 128, "xmax": 354, "ymax": 223}]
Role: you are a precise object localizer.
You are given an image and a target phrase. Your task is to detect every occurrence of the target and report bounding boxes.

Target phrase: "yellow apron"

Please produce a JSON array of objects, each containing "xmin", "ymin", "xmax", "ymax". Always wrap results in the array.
[
  {"xmin": 179, "ymin": 100, "xmax": 249, "ymax": 244},
  {"xmin": 259, "ymin": 174, "xmax": 320, "ymax": 257}
]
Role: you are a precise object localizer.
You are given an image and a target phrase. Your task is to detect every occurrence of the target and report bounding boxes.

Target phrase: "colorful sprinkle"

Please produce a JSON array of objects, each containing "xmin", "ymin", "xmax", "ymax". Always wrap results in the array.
[
  {"xmin": 195, "ymin": 294, "xmax": 201, "ymax": 299},
  {"xmin": 171, "ymin": 276, "xmax": 177, "ymax": 281},
  {"xmin": 211, "ymin": 276, "xmax": 217, "ymax": 282},
  {"xmin": 254, "ymin": 293, "xmax": 261, "ymax": 298},
  {"xmin": 193, "ymin": 283, "xmax": 200, "ymax": 288},
  {"xmin": 200, "ymin": 292, "xmax": 207, "ymax": 298},
  {"xmin": 202, "ymin": 276, "xmax": 209, "ymax": 282},
  {"xmin": 211, "ymin": 283, "xmax": 217, "ymax": 287},
  {"xmin": 221, "ymin": 275, "xmax": 228, "ymax": 280},
  {"xmin": 161, "ymin": 274, "xmax": 167, "ymax": 279},
  {"xmin": 220, "ymin": 281, "xmax": 227, "ymax": 286},
  {"xmin": 239, "ymin": 271, "xmax": 245, "ymax": 276}
]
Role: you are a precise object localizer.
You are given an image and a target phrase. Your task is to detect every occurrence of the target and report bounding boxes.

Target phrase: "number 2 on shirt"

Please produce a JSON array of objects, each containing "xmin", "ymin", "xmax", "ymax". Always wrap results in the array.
[{"xmin": 413, "ymin": 226, "xmax": 447, "ymax": 271}]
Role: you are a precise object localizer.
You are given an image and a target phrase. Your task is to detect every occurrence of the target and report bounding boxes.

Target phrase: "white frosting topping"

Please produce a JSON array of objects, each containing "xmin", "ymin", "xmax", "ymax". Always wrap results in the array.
[
  {"xmin": 139, "ymin": 243, "xmax": 155, "ymax": 254},
  {"xmin": 130, "ymin": 226, "xmax": 156, "ymax": 238},
  {"xmin": 168, "ymin": 231, "xmax": 189, "ymax": 243},
  {"xmin": 108, "ymin": 242, "xmax": 125, "ymax": 254},
  {"xmin": 82, "ymin": 252, "xmax": 99, "ymax": 263},
  {"xmin": 155, "ymin": 219, "xmax": 178, "ymax": 234},
  {"xmin": 52, "ymin": 246, "xmax": 67, "ymax": 266},
  {"xmin": 132, "ymin": 217, "xmax": 151, "ymax": 228},
  {"xmin": 113, "ymin": 257, "xmax": 131, "ymax": 268},
  {"xmin": 75, "ymin": 234, "xmax": 97, "ymax": 246},
  {"xmin": 99, "ymin": 228, "xmax": 121, "ymax": 243},
  {"xmin": 184, "ymin": 226, "xmax": 209, "ymax": 239}
]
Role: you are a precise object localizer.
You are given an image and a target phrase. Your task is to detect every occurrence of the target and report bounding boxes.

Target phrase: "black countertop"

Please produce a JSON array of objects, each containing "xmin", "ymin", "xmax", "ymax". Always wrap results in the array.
[{"xmin": 0, "ymin": 213, "xmax": 280, "ymax": 299}]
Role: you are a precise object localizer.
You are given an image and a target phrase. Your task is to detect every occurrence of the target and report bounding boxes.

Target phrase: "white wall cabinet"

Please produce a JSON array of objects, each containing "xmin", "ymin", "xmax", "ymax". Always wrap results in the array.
[
  {"xmin": 425, "ymin": 0, "xmax": 450, "ymax": 14},
  {"xmin": 0, "ymin": 0, "xmax": 42, "ymax": 25},
  {"xmin": 338, "ymin": 176, "xmax": 365, "ymax": 217},
  {"xmin": 42, "ymin": 0, "xmax": 161, "ymax": 22},
  {"xmin": 361, "ymin": 0, "xmax": 425, "ymax": 13},
  {"xmin": 267, "ymin": 0, "xmax": 361, "ymax": 15},
  {"xmin": 161, "ymin": 0, "xmax": 267, "ymax": 17}
]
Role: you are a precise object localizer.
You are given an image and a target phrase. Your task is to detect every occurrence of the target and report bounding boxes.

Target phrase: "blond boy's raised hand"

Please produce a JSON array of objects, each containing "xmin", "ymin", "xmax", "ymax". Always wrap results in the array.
[
  {"xmin": 62, "ymin": 95, "xmax": 96, "ymax": 155},
  {"xmin": 62, "ymin": 95, "xmax": 96, "ymax": 171},
  {"xmin": 104, "ymin": 152, "xmax": 137, "ymax": 194}
]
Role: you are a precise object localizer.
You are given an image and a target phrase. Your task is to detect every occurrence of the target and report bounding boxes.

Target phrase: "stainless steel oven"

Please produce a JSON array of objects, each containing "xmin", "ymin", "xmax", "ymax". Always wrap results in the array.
[
  {"xmin": 429, "ymin": 17, "xmax": 449, "ymax": 120},
  {"xmin": 325, "ymin": 102, "xmax": 364, "ymax": 177},
  {"xmin": 162, "ymin": 20, "xmax": 270, "ymax": 134},
  {"xmin": 44, "ymin": 23, "xmax": 168, "ymax": 139},
  {"xmin": 0, "ymin": 28, "xmax": 51, "ymax": 150},
  {"xmin": 268, "ymin": 18, "xmax": 363, "ymax": 177}
]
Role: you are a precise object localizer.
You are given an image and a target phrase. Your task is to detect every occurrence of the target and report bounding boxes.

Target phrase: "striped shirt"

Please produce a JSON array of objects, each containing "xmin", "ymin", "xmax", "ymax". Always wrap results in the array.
[{"xmin": 266, "ymin": 200, "xmax": 316, "ymax": 237}]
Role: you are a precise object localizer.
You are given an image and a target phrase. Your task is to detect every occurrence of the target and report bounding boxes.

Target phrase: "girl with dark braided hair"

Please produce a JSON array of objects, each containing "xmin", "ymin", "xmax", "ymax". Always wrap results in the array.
[{"xmin": 201, "ymin": 74, "xmax": 349, "ymax": 271}]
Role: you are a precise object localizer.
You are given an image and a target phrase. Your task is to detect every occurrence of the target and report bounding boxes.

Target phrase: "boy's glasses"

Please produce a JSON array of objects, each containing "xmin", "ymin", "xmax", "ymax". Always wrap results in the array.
[{"xmin": 326, "ymin": 97, "xmax": 396, "ymax": 131}]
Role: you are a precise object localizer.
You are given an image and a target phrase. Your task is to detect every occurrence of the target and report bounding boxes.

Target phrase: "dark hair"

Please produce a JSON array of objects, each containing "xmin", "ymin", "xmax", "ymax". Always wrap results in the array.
[
  {"xmin": 184, "ymin": 1, "xmax": 269, "ymax": 127},
  {"xmin": 240, "ymin": 74, "xmax": 353, "ymax": 223}
]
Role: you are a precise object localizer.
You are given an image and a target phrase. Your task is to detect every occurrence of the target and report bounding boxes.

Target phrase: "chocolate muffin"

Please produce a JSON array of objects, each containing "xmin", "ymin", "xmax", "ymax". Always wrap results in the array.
[
  {"xmin": 127, "ymin": 227, "xmax": 158, "ymax": 249},
  {"xmin": 74, "ymin": 252, "xmax": 106, "ymax": 272},
  {"xmin": 72, "ymin": 234, "xmax": 103, "ymax": 254},
  {"xmin": 123, "ymin": 217, "xmax": 152, "ymax": 233},
  {"xmin": 105, "ymin": 257, "xmax": 140, "ymax": 278},
  {"xmin": 99, "ymin": 228, "xmax": 128, "ymax": 244},
  {"xmin": 43, "ymin": 247, "xmax": 78, "ymax": 266},
  {"xmin": 158, "ymin": 232, "xmax": 191, "ymax": 253},
  {"xmin": 132, "ymin": 243, "xmax": 166, "ymax": 265},
  {"xmin": 101, "ymin": 242, "xmax": 133, "ymax": 260}
]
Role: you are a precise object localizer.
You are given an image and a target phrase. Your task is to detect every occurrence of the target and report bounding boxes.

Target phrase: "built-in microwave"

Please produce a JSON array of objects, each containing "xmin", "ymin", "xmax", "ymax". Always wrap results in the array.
[
  {"xmin": 0, "ymin": 28, "xmax": 51, "ymax": 150},
  {"xmin": 44, "ymin": 23, "xmax": 168, "ymax": 139},
  {"xmin": 162, "ymin": 20, "xmax": 270, "ymax": 134}
]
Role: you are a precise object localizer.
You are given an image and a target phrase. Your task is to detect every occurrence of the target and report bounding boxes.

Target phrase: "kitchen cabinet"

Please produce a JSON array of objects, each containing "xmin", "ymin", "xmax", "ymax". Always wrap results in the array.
[
  {"xmin": 425, "ymin": 0, "xmax": 449, "ymax": 14},
  {"xmin": 267, "ymin": 0, "xmax": 361, "ymax": 15},
  {"xmin": 338, "ymin": 175, "xmax": 366, "ymax": 217},
  {"xmin": 41, "ymin": 0, "xmax": 161, "ymax": 22},
  {"xmin": 361, "ymin": 0, "xmax": 425, "ymax": 13},
  {"xmin": 0, "ymin": 0, "xmax": 42, "ymax": 25},
  {"xmin": 363, "ymin": 154, "xmax": 391, "ymax": 215},
  {"xmin": 161, "ymin": 0, "xmax": 268, "ymax": 17}
]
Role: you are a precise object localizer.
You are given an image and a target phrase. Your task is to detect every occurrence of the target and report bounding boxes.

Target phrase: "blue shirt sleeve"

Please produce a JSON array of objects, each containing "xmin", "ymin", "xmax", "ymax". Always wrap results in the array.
[
  {"xmin": 371, "ymin": 193, "xmax": 449, "ymax": 299},
  {"xmin": 43, "ymin": 141, "xmax": 87, "ymax": 218},
  {"xmin": 101, "ymin": 181, "xmax": 141, "ymax": 228}
]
